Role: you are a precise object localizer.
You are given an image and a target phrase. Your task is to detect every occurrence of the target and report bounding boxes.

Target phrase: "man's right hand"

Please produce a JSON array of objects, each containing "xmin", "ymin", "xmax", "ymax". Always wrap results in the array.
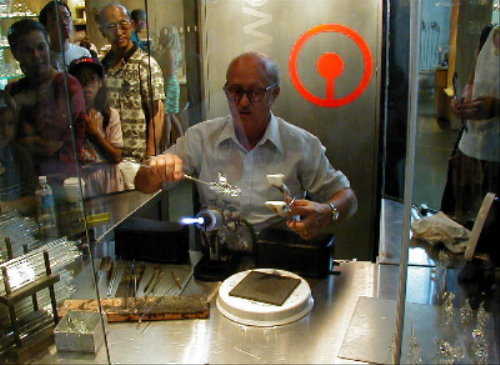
[
  {"xmin": 135, "ymin": 153, "xmax": 185, "ymax": 193},
  {"xmin": 147, "ymin": 153, "xmax": 185, "ymax": 183}
]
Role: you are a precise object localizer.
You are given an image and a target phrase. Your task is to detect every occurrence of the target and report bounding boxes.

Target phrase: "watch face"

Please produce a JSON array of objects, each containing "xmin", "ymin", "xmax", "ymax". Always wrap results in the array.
[{"xmin": 329, "ymin": 203, "xmax": 339, "ymax": 221}]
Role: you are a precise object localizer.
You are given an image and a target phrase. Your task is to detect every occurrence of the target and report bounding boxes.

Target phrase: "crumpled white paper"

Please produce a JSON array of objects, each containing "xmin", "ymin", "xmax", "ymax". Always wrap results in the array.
[{"xmin": 411, "ymin": 212, "xmax": 471, "ymax": 254}]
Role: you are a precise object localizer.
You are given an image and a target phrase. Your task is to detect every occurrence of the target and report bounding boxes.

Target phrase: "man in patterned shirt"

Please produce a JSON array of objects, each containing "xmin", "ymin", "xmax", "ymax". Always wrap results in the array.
[{"xmin": 99, "ymin": 3, "xmax": 165, "ymax": 160}]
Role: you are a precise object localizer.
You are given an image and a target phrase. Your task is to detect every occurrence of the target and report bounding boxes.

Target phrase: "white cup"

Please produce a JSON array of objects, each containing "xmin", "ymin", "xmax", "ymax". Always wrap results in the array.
[
  {"xmin": 265, "ymin": 200, "xmax": 289, "ymax": 216},
  {"xmin": 63, "ymin": 177, "xmax": 85, "ymax": 203},
  {"xmin": 118, "ymin": 160, "xmax": 141, "ymax": 190}
]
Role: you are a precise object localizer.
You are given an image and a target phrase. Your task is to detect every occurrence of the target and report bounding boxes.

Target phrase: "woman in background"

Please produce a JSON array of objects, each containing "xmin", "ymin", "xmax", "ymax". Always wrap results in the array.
[
  {"xmin": 68, "ymin": 56, "xmax": 124, "ymax": 197},
  {"xmin": 157, "ymin": 24, "xmax": 184, "ymax": 147},
  {"xmin": 6, "ymin": 19, "xmax": 85, "ymax": 188}
]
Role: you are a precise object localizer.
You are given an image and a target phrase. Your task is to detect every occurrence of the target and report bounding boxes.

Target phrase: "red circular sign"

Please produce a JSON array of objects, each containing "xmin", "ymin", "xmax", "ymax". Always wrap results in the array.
[{"xmin": 289, "ymin": 24, "xmax": 373, "ymax": 107}]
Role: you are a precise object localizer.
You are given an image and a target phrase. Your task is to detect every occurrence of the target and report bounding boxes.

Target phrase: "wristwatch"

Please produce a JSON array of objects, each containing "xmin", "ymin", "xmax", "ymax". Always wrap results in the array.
[{"xmin": 328, "ymin": 202, "xmax": 340, "ymax": 223}]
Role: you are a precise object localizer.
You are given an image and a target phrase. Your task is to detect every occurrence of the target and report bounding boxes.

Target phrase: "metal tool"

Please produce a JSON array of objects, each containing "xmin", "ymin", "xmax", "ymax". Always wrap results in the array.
[
  {"xmin": 171, "ymin": 271, "xmax": 182, "ymax": 290},
  {"xmin": 107, "ymin": 261, "xmax": 119, "ymax": 297},
  {"xmin": 97, "ymin": 256, "xmax": 112, "ymax": 280},
  {"xmin": 143, "ymin": 266, "xmax": 161, "ymax": 294},
  {"xmin": 135, "ymin": 283, "xmax": 179, "ymax": 331},
  {"xmin": 137, "ymin": 158, "xmax": 241, "ymax": 197}
]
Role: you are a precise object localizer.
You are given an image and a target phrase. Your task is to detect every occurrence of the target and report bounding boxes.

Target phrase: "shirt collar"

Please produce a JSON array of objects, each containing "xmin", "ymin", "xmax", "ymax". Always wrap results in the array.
[
  {"xmin": 215, "ymin": 113, "xmax": 282, "ymax": 153},
  {"xmin": 215, "ymin": 115, "xmax": 237, "ymax": 147},
  {"xmin": 260, "ymin": 112, "xmax": 282, "ymax": 152},
  {"xmin": 102, "ymin": 43, "xmax": 138, "ymax": 71}
]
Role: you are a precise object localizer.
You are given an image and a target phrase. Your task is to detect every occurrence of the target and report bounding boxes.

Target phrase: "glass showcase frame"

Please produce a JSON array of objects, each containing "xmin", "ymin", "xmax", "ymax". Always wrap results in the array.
[{"xmin": 0, "ymin": 0, "xmax": 498, "ymax": 364}]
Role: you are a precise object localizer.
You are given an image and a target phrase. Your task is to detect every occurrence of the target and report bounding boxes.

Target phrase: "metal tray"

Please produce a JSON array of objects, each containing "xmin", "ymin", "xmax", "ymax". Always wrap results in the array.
[{"xmin": 54, "ymin": 310, "xmax": 106, "ymax": 353}]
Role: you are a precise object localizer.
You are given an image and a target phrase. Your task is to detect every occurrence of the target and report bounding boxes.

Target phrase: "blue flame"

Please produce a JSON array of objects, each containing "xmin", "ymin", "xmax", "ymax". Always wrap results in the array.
[{"xmin": 179, "ymin": 217, "xmax": 205, "ymax": 225}]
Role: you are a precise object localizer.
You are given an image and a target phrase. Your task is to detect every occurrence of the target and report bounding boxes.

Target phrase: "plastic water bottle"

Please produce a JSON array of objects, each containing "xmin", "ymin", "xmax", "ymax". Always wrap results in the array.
[{"xmin": 35, "ymin": 176, "xmax": 59, "ymax": 240}]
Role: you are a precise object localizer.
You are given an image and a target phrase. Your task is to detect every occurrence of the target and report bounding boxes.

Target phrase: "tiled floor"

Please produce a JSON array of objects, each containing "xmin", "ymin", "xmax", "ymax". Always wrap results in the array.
[
  {"xmin": 378, "ymin": 96, "xmax": 464, "ymax": 265},
  {"xmin": 413, "ymin": 112, "xmax": 459, "ymax": 210}
]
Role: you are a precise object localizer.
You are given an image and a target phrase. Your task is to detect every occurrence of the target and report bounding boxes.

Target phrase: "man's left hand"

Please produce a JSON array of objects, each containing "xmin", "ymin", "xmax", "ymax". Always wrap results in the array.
[{"xmin": 285, "ymin": 199, "xmax": 331, "ymax": 240}]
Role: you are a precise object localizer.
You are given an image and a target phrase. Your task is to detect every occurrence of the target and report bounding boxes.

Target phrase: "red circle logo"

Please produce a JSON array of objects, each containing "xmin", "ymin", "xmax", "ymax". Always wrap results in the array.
[{"xmin": 289, "ymin": 24, "xmax": 373, "ymax": 107}]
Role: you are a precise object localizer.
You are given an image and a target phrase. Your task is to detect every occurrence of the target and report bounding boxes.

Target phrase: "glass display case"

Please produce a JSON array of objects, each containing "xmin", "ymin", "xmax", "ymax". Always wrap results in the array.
[
  {"xmin": 392, "ymin": 0, "xmax": 499, "ymax": 364},
  {"xmin": 0, "ymin": 0, "xmax": 105, "ymax": 362},
  {"xmin": 0, "ymin": 0, "xmax": 498, "ymax": 364}
]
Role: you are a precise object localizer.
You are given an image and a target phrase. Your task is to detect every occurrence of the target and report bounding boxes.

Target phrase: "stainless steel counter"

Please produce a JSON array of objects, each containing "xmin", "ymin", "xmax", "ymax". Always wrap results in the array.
[
  {"xmin": 26, "ymin": 257, "xmax": 500, "ymax": 364},
  {"xmin": 32, "ymin": 259, "xmax": 377, "ymax": 364},
  {"xmin": 378, "ymin": 198, "xmax": 465, "ymax": 267},
  {"xmin": 17, "ymin": 193, "xmax": 499, "ymax": 364}
]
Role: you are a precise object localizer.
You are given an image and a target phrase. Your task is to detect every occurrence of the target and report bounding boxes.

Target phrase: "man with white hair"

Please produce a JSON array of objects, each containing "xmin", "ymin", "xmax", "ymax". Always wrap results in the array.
[{"xmin": 136, "ymin": 52, "xmax": 357, "ymax": 239}]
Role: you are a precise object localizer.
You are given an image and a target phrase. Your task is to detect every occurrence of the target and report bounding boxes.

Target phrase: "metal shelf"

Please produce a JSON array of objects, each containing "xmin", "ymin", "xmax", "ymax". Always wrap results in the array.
[
  {"xmin": 0, "ymin": 14, "xmax": 37, "ymax": 20},
  {"xmin": 0, "ymin": 74, "xmax": 23, "ymax": 81}
]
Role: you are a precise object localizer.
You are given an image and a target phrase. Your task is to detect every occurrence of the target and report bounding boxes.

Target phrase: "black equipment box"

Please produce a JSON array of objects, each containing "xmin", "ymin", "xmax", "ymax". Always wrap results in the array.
[
  {"xmin": 256, "ymin": 229, "xmax": 335, "ymax": 278},
  {"xmin": 114, "ymin": 217, "xmax": 189, "ymax": 263}
]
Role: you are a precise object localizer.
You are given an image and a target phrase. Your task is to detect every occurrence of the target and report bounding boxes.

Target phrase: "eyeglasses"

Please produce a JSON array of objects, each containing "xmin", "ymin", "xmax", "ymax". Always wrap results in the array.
[
  {"xmin": 101, "ymin": 20, "xmax": 131, "ymax": 33},
  {"xmin": 77, "ymin": 75, "xmax": 100, "ymax": 85},
  {"xmin": 223, "ymin": 82, "xmax": 278, "ymax": 103}
]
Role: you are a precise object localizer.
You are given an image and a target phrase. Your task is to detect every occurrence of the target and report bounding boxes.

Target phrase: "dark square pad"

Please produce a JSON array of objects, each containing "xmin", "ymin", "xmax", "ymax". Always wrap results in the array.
[{"xmin": 229, "ymin": 271, "xmax": 301, "ymax": 306}]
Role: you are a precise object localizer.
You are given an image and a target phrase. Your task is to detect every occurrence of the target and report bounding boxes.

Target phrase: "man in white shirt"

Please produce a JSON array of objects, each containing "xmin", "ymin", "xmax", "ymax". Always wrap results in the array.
[
  {"xmin": 39, "ymin": 1, "xmax": 91, "ymax": 71},
  {"xmin": 135, "ymin": 52, "xmax": 357, "ymax": 239}
]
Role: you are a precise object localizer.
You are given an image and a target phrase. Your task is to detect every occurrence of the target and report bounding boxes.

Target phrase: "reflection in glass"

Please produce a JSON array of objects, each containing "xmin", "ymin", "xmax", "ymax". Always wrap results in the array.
[
  {"xmin": 6, "ymin": 19, "xmax": 85, "ymax": 189},
  {"xmin": 38, "ymin": 0, "xmax": 91, "ymax": 71},
  {"xmin": 155, "ymin": 24, "xmax": 184, "ymax": 147},
  {"xmin": 441, "ymin": 24, "xmax": 499, "ymax": 226},
  {"xmin": 99, "ymin": 3, "xmax": 165, "ymax": 160},
  {"xmin": 0, "ymin": 89, "xmax": 37, "ymax": 216},
  {"xmin": 68, "ymin": 56, "xmax": 124, "ymax": 198}
]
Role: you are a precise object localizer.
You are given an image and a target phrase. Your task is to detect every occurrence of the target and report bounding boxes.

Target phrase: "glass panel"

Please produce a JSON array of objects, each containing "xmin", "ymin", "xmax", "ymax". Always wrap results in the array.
[
  {"xmin": 96, "ymin": 0, "xmax": 378, "ymax": 362},
  {"xmin": 12, "ymin": 0, "xmax": 499, "ymax": 363},
  {"xmin": 88, "ymin": 0, "xmax": 381, "ymax": 364},
  {"xmin": 394, "ymin": 0, "xmax": 499, "ymax": 363},
  {"xmin": 0, "ymin": 0, "xmax": 107, "ymax": 363}
]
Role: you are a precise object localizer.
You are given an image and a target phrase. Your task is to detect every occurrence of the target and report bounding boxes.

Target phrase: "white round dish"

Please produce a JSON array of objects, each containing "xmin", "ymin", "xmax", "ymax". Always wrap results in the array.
[{"xmin": 216, "ymin": 268, "xmax": 313, "ymax": 327}]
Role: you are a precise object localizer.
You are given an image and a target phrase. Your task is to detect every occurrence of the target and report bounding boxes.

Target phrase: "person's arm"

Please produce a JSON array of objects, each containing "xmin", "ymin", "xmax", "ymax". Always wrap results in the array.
[
  {"xmin": 86, "ymin": 109, "xmax": 122, "ymax": 163},
  {"xmin": 134, "ymin": 152, "xmax": 185, "ymax": 193},
  {"xmin": 67, "ymin": 75, "xmax": 87, "ymax": 161},
  {"xmin": 146, "ymin": 99, "xmax": 165, "ymax": 156},
  {"xmin": 139, "ymin": 55, "xmax": 166, "ymax": 157},
  {"xmin": 451, "ymin": 25, "xmax": 499, "ymax": 120},
  {"xmin": 164, "ymin": 48, "xmax": 175, "ymax": 78},
  {"xmin": 455, "ymin": 96, "xmax": 500, "ymax": 120},
  {"xmin": 286, "ymin": 188, "xmax": 357, "ymax": 240}
]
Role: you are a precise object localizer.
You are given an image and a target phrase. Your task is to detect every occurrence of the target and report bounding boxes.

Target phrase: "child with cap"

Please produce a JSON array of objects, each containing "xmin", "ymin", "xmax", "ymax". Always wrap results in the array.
[
  {"xmin": 68, "ymin": 56, "xmax": 124, "ymax": 197},
  {"xmin": 0, "ymin": 90, "xmax": 37, "ymax": 214}
]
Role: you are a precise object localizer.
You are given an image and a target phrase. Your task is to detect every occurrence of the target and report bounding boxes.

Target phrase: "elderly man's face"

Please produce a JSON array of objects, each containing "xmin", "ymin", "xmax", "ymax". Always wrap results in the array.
[
  {"xmin": 100, "ymin": 5, "xmax": 133, "ymax": 50},
  {"xmin": 225, "ymin": 55, "xmax": 279, "ymax": 144}
]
